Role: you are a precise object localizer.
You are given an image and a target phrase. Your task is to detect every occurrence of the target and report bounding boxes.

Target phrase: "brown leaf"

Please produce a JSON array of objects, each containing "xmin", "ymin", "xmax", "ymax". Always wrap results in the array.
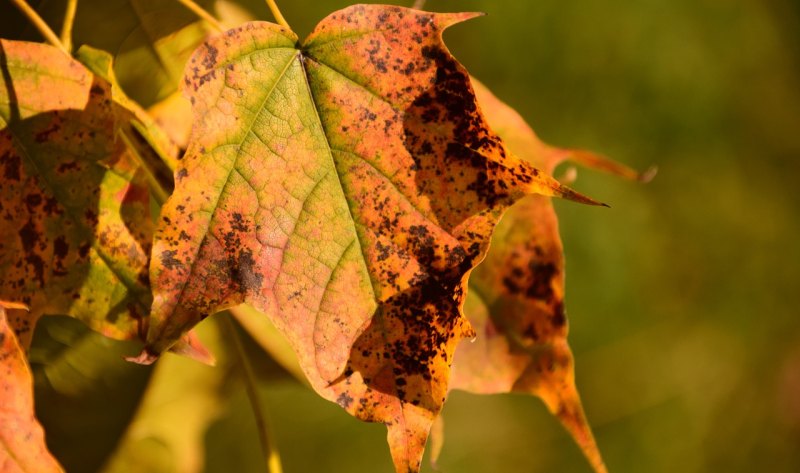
[{"xmin": 0, "ymin": 301, "xmax": 63, "ymax": 472}]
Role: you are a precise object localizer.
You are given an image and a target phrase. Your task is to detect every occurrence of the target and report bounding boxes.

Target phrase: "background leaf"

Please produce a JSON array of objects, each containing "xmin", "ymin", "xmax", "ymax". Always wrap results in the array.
[
  {"xmin": 27, "ymin": 315, "xmax": 153, "ymax": 472},
  {"xmin": 0, "ymin": 39, "xmax": 153, "ymax": 347},
  {"xmin": 102, "ymin": 317, "xmax": 227, "ymax": 473},
  {"xmin": 0, "ymin": 0, "xmax": 214, "ymax": 107},
  {"xmin": 445, "ymin": 80, "xmax": 649, "ymax": 472}
]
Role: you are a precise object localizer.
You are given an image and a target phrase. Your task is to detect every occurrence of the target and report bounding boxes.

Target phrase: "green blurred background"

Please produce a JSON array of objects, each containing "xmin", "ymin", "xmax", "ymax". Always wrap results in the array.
[{"xmin": 5, "ymin": 0, "xmax": 800, "ymax": 471}]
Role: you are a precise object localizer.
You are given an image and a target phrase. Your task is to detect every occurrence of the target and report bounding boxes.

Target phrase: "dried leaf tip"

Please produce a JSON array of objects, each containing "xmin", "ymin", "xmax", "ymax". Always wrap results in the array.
[
  {"xmin": 125, "ymin": 332, "xmax": 216, "ymax": 366},
  {"xmin": 125, "ymin": 348, "xmax": 159, "ymax": 365},
  {"xmin": 0, "ymin": 301, "xmax": 30, "ymax": 311},
  {"xmin": 638, "ymin": 165, "xmax": 658, "ymax": 183},
  {"xmin": 443, "ymin": 11, "xmax": 486, "ymax": 26},
  {"xmin": 556, "ymin": 184, "xmax": 609, "ymax": 207}
]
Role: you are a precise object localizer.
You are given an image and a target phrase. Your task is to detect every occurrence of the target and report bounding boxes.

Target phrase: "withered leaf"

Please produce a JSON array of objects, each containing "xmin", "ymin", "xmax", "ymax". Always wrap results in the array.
[
  {"xmin": 0, "ymin": 301, "xmax": 63, "ymax": 473},
  {"xmin": 141, "ymin": 6, "xmax": 602, "ymax": 471}
]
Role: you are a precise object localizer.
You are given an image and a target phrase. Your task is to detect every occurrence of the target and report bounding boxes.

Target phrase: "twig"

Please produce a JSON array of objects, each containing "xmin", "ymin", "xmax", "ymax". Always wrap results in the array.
[
  {"xmin": 265, "ymin": 0, "xmax": 290, "ymax": 30},
  {"xmin": 412, "ymin": 0, "xmax": 427, "ymax": 10},
  {"xmin": 60, "ymin": 0, "xmax": 78, "ymax": 53},
  {"xmin": 10, "ymin": 0, "xmax": 68, "ymax": 54},
  {"xmin": 223, "ymin": 315, "xmax": 284, "ymax": 473},
  {"xmin": 174, "ymin": 0, "xmax": 224, "ymax": 32}
]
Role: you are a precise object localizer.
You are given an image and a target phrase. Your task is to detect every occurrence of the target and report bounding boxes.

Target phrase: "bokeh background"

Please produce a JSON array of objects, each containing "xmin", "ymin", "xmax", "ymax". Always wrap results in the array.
[{"xmin": 4, "ymin": 0, "xmax": 800, "ymax": 472}]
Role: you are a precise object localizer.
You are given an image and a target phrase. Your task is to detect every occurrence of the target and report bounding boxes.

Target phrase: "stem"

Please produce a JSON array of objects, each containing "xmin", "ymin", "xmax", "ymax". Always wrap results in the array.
[
  {"xmin": 174, "ymin": 0, "xmax": 224, "ymax": 32},
  {"xmin": 60, "ymin": 0, "xmax": 78, "ymax": 53},
  {"xmin": 265, "ymin": 0, "xmax": 290, "ymax": 30},
  {"xmin": 10, "ymin": 0, "xmax": 68, "ymax": 54},
  {"xmin": 223, "ymin": 315, "xmax": 283, "ymax": 473},
  {"xmin": 119, "ymin": 129, "xmax": 171, "ymax": 206},
  {"xmin": 412, "ymin": 0, "xmax": 427, "ymax": 10}
]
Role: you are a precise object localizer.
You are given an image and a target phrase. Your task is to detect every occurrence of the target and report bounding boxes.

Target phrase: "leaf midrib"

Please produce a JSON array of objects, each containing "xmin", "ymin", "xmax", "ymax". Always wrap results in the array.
[{"xmin": 296, "ymin": 51, "xmax": 380, "ymax": 304}]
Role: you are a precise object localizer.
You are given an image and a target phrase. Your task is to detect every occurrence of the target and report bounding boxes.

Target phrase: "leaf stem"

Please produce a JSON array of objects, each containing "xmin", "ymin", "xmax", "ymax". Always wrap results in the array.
[
  {"xmin": 223, "ymin": 314, "xmax": 283, "ymax": 473},
  {"xmin": 60, "ymin": 0, "xmax": 78, "ymax": 53},
  {"xmin": 174, "ymin": 0, "xmax": 225, "ymax": 32},
  {"xmin": 412, "ymin": 0, "xmax": 427, "ymax": 10},
  {"xmin": 265, "ymin": 0, "xmax": 290, "ymax": 30},
  {"xmin": 10, "ymin": 0, "xmax": 68, "ymax": 54}
]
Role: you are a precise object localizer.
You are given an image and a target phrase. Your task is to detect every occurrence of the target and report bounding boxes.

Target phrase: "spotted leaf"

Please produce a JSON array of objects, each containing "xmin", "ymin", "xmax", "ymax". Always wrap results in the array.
[
  {"xmin": 0, "ymin": 40, "xmax": 160, "ymax": 348},
  {"xmin": 140, "ymin": 6, "xmax": 602, "ymax": 472},
  {"xmin": 0, "ymin": 301, "xmax": 63, "ymax": 473},
  {"xmin": 449, "ymin": 80, "xmax": 652, "ymax": 473}
]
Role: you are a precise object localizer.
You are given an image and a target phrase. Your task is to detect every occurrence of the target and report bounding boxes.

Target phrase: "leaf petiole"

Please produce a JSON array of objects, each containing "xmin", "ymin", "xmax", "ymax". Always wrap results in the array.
[
  {"xmin": 174, "ymin": 0, "xmax": 225, "ymax": 32},
  {"xmin": 265, "ymin": 0, "xmax": 291, "ymax": 30},
  {"xmin": 223, "ymin": 313, "xmax": 284, "ymax": 473},
  {"xmin": 60, "ymin": 0, "xmax": 78, "ymax": 53},
  {"xmin": 10, "ymin": 0, "xmax": 68, "ymax": 54}
]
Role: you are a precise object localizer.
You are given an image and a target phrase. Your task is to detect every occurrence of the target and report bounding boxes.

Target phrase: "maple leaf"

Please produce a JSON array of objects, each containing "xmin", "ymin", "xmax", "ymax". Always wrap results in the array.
[
  {"xmin": 0, "ymin": 40, "xmax": 210, "ymax": 363},
  {"xmin": 0, "ymin": 39, "xmax": 152, "ymax": 347},
  {"xmin": 139, "ymin": 6, "xmax": 603, "ymax": 471},
  {"xmin": 446, "ymin": 80, "xmax": 654, "ymax": 472},
  {"xmin": 0, "ymin": 300, "xmax": 63, "ymax": 473}
]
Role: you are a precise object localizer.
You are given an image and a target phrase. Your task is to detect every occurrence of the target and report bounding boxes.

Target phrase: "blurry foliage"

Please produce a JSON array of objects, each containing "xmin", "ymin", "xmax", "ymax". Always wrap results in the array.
[{"xmin": 1, "ymin": 0, "xmax": 798, "ymax": 471}]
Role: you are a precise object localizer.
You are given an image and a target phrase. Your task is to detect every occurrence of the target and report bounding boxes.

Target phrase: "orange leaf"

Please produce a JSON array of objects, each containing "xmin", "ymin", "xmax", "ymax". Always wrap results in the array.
[{"xmin": 0, "ymin": 301, "xmax": 63, "ymax": 472}]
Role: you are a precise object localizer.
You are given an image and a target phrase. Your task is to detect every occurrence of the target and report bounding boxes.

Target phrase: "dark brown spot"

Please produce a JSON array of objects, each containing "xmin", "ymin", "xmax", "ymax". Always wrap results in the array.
[
  {"xmin": 53, "ymin": 236, "xmax": 69, "ymax": 260},
  {"xmin": 3, "ymin": 152, "xmax": 21, "ymax": 181},
  {"xmin": 160, "ymin": 250, "xmax": 181, "ymax": 270}
]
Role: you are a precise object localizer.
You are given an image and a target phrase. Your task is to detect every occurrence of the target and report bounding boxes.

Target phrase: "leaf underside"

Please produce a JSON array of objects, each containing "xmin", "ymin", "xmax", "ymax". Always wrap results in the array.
[{"xmin": 142, "ymin": 5, "xmax": 601, "ymax": 472}]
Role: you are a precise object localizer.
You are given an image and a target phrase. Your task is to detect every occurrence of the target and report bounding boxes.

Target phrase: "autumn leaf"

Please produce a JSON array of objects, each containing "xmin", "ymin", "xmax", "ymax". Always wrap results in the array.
[
  {"xmin": 138, "ymin": 5, "xmax": 603, "ymax": 471},
  {"xmin": 0, "ymin": 39, "xmax": 155, "ymax": 347},
  {"xmin": 0, "ymin": 39, "xmax": 213, "ymax": 364},
  {"xmin": 0, "ymin": 301, "xmax": 63, "ymax": 473},
  {"xmin": 446, "ymin": 80, "xmax": 653, "ymax": 472}
]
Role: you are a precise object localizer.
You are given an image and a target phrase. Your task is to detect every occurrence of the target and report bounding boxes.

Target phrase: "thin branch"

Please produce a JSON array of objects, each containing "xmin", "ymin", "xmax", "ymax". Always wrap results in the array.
[
  {"xmin": 174, "ymin": 0, "xmax": 224, "ymax": 32},
  {"xmin": 412, "ymin": 0, "xmax": 427, "ymax": 10},
  {"xmin": 265, "ymin": 0, "xmax": 290, "ymax": 30},
  {"xmin": 10, "ymin": 0, "xmax": 68, "ymax": 54},
  {"xmin": 223, "ymin": 315, "xmax": 284, "ymax": 473},
  {"xmin": 60, "ymin": 0, "xmax": 78, "ymax": 53}
]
